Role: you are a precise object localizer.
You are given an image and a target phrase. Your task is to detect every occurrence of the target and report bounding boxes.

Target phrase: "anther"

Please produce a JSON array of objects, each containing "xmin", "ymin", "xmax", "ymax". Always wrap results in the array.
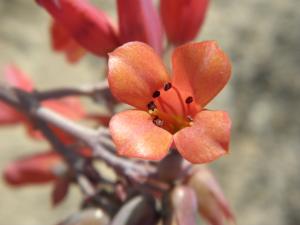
[
  {"xmin": 186, "ymin": 115, "xmax": 193, "ymax": 122},
  {"xmin": 152, "ymin": 90, "xmax": 160, "ymax": 98},
  {"xmin": 147, "ymin": 101, "xmax": 156, "ymax": 111},
  {"xmin": 163, "ymin": 82, "xmax": 172, "ymax": 91},
  {"xmin": 185, "ymin": 96, "xmax": 193, "ymax": 104},
  {"xmin": 153, "ymin": 116, "xmax": 164, "ymax": 127}
]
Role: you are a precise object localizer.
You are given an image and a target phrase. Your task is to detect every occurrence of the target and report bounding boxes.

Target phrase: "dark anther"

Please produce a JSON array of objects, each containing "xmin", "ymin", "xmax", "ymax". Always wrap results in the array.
[
  {"xmin": 153, "ymin": 116, "xmax": 164, "ymax": 127},
  {"xmin": 152, "ymin": 90, "xmax": 160, "ymax": 98},
  {"xmin": 185, "ymin": 96, "xmax": 193, "ymax": 104},
  {"xmin": 163, "ymin": 82, "xmax": 172, "ymax": 91},
  {"xmin": 147, "ymin": 101, "xmax": 156, "ymax": 110},
  {"xmin": 186, "ymin": 115, "xmax": 193, "ymax": 122}
]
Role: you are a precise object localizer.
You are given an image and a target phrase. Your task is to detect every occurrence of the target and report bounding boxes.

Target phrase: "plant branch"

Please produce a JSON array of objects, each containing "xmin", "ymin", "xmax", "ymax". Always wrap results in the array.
[
  {"xmin": 34, "ymin": 80, "xmax": 109, "ymax": 100},
  {"xmin": 0, "ymin": 84, "xmax": 156, "ymax": 184}
]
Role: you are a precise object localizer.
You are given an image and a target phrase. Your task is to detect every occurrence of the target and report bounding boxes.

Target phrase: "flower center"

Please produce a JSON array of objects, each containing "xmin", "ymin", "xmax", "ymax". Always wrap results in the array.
[{"xmin": 147, "ymin": 82, "xmax": 200, "ymax": 133}]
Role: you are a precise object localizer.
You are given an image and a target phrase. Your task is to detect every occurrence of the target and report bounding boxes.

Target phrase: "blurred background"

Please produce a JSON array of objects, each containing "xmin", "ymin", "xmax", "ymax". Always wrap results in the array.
[{"xmin": 0, "ymin": 0, "xmax": 299, "ymax": 224}]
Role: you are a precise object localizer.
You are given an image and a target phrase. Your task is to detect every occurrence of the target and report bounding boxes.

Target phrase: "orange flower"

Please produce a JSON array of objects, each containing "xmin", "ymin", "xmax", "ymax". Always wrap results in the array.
[
  {"xmin": 108, "ymin": 41, "xmax": 232, "ymax": 163},
  {"xmin": 160, "ymin": 0, "xmax": 209, "ymax": 45}
]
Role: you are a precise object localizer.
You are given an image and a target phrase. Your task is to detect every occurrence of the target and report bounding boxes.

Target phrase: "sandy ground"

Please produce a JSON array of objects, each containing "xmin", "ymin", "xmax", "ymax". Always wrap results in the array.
[{"xmin": 0, "ymin": 0, "xmax": 300, "ymax": 225}]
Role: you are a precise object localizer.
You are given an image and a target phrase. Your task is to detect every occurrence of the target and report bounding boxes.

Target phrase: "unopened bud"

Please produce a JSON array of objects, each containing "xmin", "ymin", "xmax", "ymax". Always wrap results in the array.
[
  {"xmin": 187, "ymin": 166, "xmax": 236, "ymax": 225},
  {"xmin": 162, "ymin": 185, "xmax": 198, "ymax": 225}
]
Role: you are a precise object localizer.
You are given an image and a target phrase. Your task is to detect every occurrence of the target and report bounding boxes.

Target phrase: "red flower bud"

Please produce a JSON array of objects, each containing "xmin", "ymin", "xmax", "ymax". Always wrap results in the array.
[
  {"xmin": 187, "ymin": 166, "xmax": 236, "ymax": 225},
  {"xmin": 160, "ymin": 0, "xmax": 209, "ymax": 45},
  {"xmin": 36, "ymin": 0, "xmax": 119, "ymax": 56},
  {"xmin": 51, "ymin": 20, "xmax": 86, "ymax": 63},
  {"xmin": 117, "ymin": 0, "xmax": 163, "ymax": 54},
  {"xmin": 168, "ymin": 185, "xmax": 198, "ymax": 225},
  {"xmin": 3, "ymin": 151, "xmax": 64, "ymax": 186},
  {"xmin": 0, "ymin": 101, "xmax": 23, "ymax": 125}
]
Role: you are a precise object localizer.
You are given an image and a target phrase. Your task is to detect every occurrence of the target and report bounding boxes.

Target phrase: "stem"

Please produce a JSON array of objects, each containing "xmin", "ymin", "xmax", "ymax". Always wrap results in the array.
[
  {"xmin": 35, "ymin": 80, "xmax": 109, "ymax": 100},
  {"xmin": 0, "ymin": 84, "xmax": 156, "ymax": 183},
  {"xmin": 35, "ymin": 107, "xmax": 98, "ymax": 141}
]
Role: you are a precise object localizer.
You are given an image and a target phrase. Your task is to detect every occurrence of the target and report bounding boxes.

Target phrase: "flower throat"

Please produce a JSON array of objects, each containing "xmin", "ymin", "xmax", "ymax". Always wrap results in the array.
[{"xmin": 147, "ymin": 82, "xmax": 197, "ymax": 133}]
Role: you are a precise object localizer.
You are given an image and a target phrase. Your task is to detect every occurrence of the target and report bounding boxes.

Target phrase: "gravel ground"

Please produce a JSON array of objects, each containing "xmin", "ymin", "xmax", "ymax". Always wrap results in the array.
[{"xmin": 0, "ymin": 0, "xmax": 299, "ymax": 225}]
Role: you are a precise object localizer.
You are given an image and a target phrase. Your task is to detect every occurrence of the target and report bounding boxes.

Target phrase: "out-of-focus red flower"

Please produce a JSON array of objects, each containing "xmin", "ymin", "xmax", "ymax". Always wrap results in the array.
[
  {"xmin": 3, "ymin": 148, "xmax": 92, "ymax": 186},
  {"xmin": 0, "ymin": 101, "xmax": 23, "ymax": 125},
  {"xmin": 108, "ymin": 41, "xmax": 231, "ymax": 163},
  {"xmin": 117, "ymin": 0, "xmax": 163, "ymax": 54},
  {"xmin": 3, "ymin": 151, "xmax": 63, "ymax": 185},
  {"xmin": 36, "ymin": 0, "xmax": 119, "ymax": 57},
  {"xmin": 160, "ymin": 0, "xmax": 209, "ymax": 45},
  {"xmin": 0, "ymin": 65, "xmax": 34, "ymax": 125},
  {"xmin": 3, "ymin": 64, "xmax": 34, "ymax": 91},
  {"xmin": 187, "ymin": 166, "xmax": 236, "ymax": 225},
  {"xmin": 0, "ymin": 65, "xmax": 85, "ymax": 143},
  {"xmin": 37, "ymin": 0, "xmax": 164, "ymax": 62},
  {"xmin": 51, "ymin": 20, "xmax": 86, "ymax": 63}
]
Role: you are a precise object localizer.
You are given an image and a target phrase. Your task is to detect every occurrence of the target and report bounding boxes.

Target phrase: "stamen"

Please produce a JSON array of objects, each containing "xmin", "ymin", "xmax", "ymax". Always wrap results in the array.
[
  {"xmin": 152, "ymin": 90, "xmax": 160, "ymax": 98},
  {"xmin": 171, "ymin": 86, "xmax": 186, "ymax": 116},
  {"xmin": 185, "ymin": 96, "xmax": 193, "ymax": 104},
  {"xmin": 153, "ymin": 116, "xmax": 164, "ymax": 127},
  {"xmin": 186, "ymin": 115, "xmax": 193, "ymax": 122},
  {"xmin": 147, "ymin": 101, "xmax": 156, "ymax": 111},
  {"xmin": 163, "ymin": 82, "xmax": 172, "ymax": 91}
]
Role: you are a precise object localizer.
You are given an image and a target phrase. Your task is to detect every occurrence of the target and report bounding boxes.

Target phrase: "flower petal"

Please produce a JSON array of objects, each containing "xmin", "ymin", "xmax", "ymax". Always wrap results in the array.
[
  {"xmin": 117, "ymin": 0, "xmax": 163, "ymax": 54},
  {"xmin": 0, "ymin": 65, "xmax": 33, "ymax": 125},
  {"xmin": 27, "ymin": 97, "xmax": 86, "ymax": 142},
  {"xmin": 4, "ymin": 65, "xmax": 34, "ymax": 92},
  {"xmin": 43, "ymin": 97, "xmax": 85, "ymax": 120},
  {"xmin": 160, "ymin": 0, "xmax": 209, "ymax": 45},
  {"xmin": 109, "ymin": 110, "xmax": 172, "ymax": 161},
  {"xmin": 0, "ymin": 102, "xmax": 24, "ymax": 125},
  {"xmin": 50, "ymin": 20, "xmax": 86, "ymax": 63},
  {"xmin": 37, "ymin": 0, "xmax": 119, "ymax": 56},
  {"xmin": 3, "ymin": 151, "xmax": 63, "ymax": 186},
  {"xmin": 108, "ymin": 42, "xmax": 170, "ymax": 110},
  {"xmin": 174, "ymin": 110, "xmax": 231, "ymax": 163},
  {"xmin": 171, "ymin": 41, "xmax": 232, "ymax": 107}
]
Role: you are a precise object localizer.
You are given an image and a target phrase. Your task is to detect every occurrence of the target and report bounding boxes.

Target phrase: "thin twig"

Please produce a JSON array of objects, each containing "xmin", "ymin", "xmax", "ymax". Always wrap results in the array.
[
  {"xmin": 14, "ymin": 89, "xmax": 97, "ymax": 196},
  {"xmin": 34, "ymin": 80, "xmax": 109, "ymax": 100}
]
